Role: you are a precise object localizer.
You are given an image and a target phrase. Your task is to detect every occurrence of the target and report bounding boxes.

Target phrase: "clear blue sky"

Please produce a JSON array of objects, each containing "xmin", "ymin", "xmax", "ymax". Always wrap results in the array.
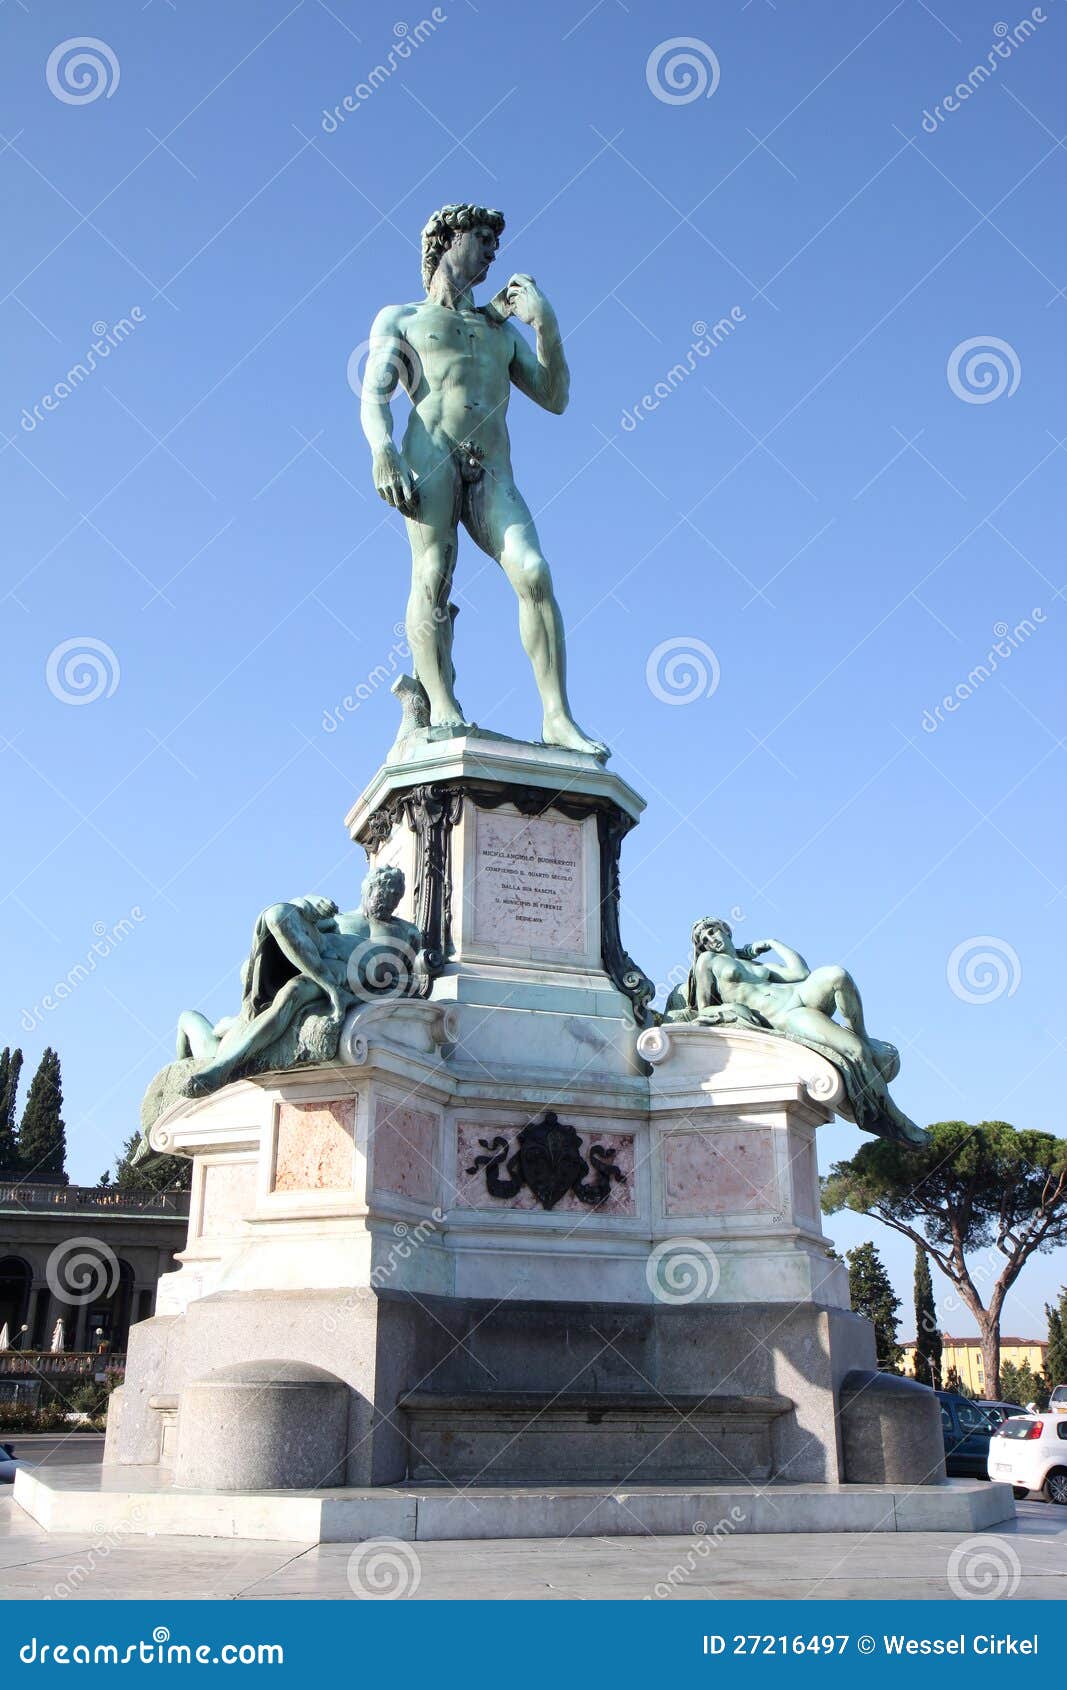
[{"xmin": 2, "ymin": 1, "xmax": 1063, "ymax": 1342}]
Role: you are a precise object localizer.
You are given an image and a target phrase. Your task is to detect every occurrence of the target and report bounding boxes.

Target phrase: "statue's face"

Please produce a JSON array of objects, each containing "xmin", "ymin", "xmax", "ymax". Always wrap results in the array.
[
  {"xmin": 700, "ymin": 923, "xmax": 734, "ymax": 956},
  {"xmin": 447, "ymin": 223, "xmax": 499, "ymax": 287}
]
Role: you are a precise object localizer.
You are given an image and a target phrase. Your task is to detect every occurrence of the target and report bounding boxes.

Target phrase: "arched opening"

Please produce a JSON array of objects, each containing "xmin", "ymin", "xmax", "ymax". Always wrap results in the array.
[
  {"xmin": 0, "ymin": 1256, "xmax": 32, "ymax": 1345},
  {"xmin": 87, "ymin": 1258, "xmax": 135, "ymax": 1354}
]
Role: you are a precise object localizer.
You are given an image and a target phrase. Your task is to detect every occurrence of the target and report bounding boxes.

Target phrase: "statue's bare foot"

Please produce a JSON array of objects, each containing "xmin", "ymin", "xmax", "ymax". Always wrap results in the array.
[
  {"xmin": 541, "ymin": 711, "xmax": 610, "ymax": 760},
  {"xmin": 429, "ymin": 699, "xmax": 473, "ymax": 734}
]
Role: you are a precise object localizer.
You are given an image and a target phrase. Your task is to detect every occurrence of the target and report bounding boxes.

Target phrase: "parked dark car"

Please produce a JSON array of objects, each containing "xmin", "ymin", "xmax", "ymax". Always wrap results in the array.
[
  {"xmin": 978, "ymin": 1400, "xmax": 1030, "ymax": 1426},
  {"xmin": 937, "ymin": 1391, "xmax": 995, "ymax": 1476}
]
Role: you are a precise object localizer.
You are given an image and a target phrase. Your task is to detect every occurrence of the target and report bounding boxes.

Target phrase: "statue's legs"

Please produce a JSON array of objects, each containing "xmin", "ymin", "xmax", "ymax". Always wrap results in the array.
[
  {"xmin": 776, "ymin": 1004, "xmax": 868, "ymax": 1068},
  {"xmin": 794, "ymin": 964, "xmax": 869, "ymax": 1040},
  {"xmin": 463, "ymin": 473, "xmax": 607, "ymax": 757},
  {"xmin": 190, "ymin": 976, "xmax": 321, "ymax": 1092},
  {"xmin": 176, "ymin": 1010, "xmax": 219, "ymax": 1062},
  {"xmin": 401, "ymin": 461, "xmax": 466, "ymax": 728}
]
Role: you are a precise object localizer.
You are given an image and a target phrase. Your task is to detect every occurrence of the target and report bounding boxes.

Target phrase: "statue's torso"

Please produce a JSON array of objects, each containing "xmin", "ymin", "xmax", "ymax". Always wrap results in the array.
[
  {"xmin": 706, "ymin": 954, "xmax": 793, "ymax": 1019},
  {"xmin": 395, "ymin": 300, "xmax": 513, "ymax": 463}
]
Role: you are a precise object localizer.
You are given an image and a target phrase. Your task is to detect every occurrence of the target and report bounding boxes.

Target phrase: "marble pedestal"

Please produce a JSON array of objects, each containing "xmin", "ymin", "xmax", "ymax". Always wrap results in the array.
[{"xmin": 25, "ymin": 734, "xmax": 955, "ymax": 1537}]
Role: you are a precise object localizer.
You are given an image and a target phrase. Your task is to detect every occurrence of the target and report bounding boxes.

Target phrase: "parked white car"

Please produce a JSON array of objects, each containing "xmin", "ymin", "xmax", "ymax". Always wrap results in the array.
[
  {"xmin": 987, "ymin": 1413, "xmax": 1067, "ymax": 1503},
  {"xmin": 1049, "ymin": 1384, "xmax": 1067, "ymax": 1414}
]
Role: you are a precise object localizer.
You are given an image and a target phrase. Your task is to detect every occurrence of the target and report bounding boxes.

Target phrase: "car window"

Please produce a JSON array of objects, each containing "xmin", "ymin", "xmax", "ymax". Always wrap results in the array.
[
  {"xmin": 1058, "ymin": 1422, "xmax": 1067, "ymax": 1441},
  {"xmin": 957, "ymin": 1400, "xmax": 988, "ymax": 1431},
  {"xmin": 940, "ymin": 1406, "xmax": 953, "ymax": 1432}
]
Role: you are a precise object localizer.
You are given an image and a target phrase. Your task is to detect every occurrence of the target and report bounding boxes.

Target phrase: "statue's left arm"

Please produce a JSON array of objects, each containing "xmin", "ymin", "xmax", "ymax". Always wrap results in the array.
[{"xmin": 497, "ymin": 274, "xmax": 570, "ymax": 415}]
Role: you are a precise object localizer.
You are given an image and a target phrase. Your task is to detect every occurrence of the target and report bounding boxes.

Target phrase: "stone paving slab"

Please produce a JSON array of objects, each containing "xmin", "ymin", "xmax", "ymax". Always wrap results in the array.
[{"xmin": 3, "ymin": 1495, "xmax": 1065, "ymax": 1602}]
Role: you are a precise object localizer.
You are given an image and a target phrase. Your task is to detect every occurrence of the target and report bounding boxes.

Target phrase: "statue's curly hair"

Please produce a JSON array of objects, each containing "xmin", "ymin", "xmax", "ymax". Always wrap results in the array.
[
  {"xmin": 420, "ymin": 203, "xmax": 505, "ymax": 290},
  {"xmin": 362, "ymin": 863, "xmax": 405, "ymax": 907}
]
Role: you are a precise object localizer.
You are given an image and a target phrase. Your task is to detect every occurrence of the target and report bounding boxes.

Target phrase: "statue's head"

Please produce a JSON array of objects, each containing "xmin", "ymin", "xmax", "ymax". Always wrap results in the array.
[
  {"xmin": 421, "ymin": 203, "xmax": 505, "ymax": 292},
  {"xmin": 692, "ymin": 917, "xmax": 735, "ymax": 956},
  {"xmin": 361, "ymin": 864, "xmax": 405, "ymax": 920}
]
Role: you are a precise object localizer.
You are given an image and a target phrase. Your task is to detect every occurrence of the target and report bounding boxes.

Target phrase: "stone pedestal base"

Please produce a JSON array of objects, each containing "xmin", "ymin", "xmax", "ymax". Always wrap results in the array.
[
  {"xmin": 78, "ymin": 734, "xmax": 942, "ymax": 1526},
  {"xmin": 107, "ymin": 1288, "xmax": 876, "ymax": 1488}
]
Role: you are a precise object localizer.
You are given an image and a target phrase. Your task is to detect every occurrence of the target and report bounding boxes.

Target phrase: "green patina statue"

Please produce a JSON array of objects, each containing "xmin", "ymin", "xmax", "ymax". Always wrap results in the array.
[
  {"xmin": 359, "ymin": 202, "xmax": 607, "ymax": 759},
  {"xmin": 140, "ymin": 867, "xmax": 435, "ymax": 1128},
  {"xmin": 665, "ymin": 917, "xmax": 925, "ymax": 1146}
]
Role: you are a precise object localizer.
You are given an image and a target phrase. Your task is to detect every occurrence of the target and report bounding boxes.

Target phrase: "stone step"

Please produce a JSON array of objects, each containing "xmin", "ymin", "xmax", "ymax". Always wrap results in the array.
[
  {"xmin": 13, "ymin": 1464, "xmax": 1016, "ymax": 1544},
  {"xmin": 398, "ymin": 1390, "xmax": 794, "ymax": 1485}
]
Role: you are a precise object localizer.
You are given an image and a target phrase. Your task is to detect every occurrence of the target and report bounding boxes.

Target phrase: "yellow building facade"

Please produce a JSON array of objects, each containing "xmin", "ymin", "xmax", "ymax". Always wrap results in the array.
[{"xmin": 900, "ymin": 1336, "xmax": 1048, "ymax": 1396}]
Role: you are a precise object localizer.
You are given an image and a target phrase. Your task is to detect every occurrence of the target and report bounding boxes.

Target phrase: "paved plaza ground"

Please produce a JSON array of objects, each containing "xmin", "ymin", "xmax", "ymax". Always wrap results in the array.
[{"xmin": 2, "ymin": 1437, "xmax": 1066, "ymax": 1600}]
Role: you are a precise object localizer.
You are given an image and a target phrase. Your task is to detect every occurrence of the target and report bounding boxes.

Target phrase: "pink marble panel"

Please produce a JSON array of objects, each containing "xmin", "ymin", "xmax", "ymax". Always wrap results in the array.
[
  {"xmin": 455, "ymin": 1121, "xmax": 635, "ymax": 1215},
  {"xmin": 663, "ymin": 1127, "xmax": 779, "ymax": 1217},
  {"xmin": 273, "ymin": 1097, "xmax": 355, "ymax": 1193},
  {"xmin": 371, "ymin": 1097, "xmax": 439, "ymax": 1204},
  {"xmin": 199, "ymin": 1160, "xmax": 258, "ymax": 1238}
]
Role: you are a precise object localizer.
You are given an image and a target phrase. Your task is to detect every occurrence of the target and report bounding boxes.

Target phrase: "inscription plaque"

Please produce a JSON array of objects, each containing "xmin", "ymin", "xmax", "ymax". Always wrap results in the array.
[{"xmin": 472, "ymin": 809, "xmax": 585, "ymax": 953}]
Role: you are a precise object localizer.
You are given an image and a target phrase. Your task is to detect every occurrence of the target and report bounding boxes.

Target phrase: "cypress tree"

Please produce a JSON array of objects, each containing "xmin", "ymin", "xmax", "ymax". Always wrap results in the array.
[
  {"xmin": 16, "ymin": 1048, "xmax": 67, "ymax": 1183},
  {"xmin": 0, "ymin": 1046, "xmax": 23, "ymax": 1169},
  {"xmin": 113, "ymin": 1129, "xmax": 191, "ymax": 1193},
  {"xmin": 913, "ymin": 1243, "xmax": 942, "ymax": 1388},
  {"xmin": 1046, "ymin": 1288, "xmax": 1067, "ymax": 1390},
  {"xmin": 846, "ymin": 1241, "xmax": 903, "ymax": 1371}
]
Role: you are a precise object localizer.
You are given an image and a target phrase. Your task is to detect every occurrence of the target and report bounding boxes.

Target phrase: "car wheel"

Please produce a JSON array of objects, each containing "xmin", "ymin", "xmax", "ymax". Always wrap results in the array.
[
  {"xmin": 1012, "ymin": 1486, "xmax": 1029, "ymax": 1500},
  {"xmin": 1043, "ymin": 1468, "xmax": 1067, "ymax": 1506}
]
